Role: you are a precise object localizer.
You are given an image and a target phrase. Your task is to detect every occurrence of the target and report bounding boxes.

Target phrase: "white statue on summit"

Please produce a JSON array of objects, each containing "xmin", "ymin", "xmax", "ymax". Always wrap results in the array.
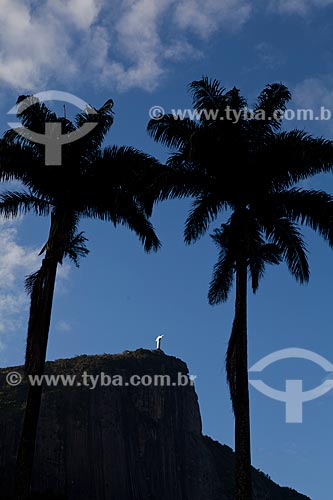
[{"xmin": 155, "ymin": 335, "xmax": 164, "ymax": 350}]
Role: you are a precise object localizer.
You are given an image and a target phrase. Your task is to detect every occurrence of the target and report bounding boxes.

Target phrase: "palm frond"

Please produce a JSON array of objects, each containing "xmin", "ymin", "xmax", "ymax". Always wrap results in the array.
[
  {"xmin": 189, "ymin": 76, "xmax": 226, "ymax": 112},
  {"xmin": 184, "ymin": 195, "xmax": 228, "ymax": 244},
  {"xmin": 64, "ymin": 231, "xmax": 89, "ymax": 267},
  {"xmin": 225, "ymin": 86, "xmax": 247, "ymax": 113},
  {"xmin": 208, "ymin": 250, "xmax": 235, "ymax": 304},
  {"xmin": 147, "ymin": 114, "xmax": 200, "ymax": 149},
  {"xmin": 86, "ymin": 145, "xmax": 163, "ymax": 217},
  {"xmin": 82, "ymin": 195, "xmax": 161, "ymax": 252},
  {"xmin": 25, "ymin": 270, "xmax": 42, "ymax": 296},
  {"xmin": 14, "ymin": 95, "xmax": 58, "ymax": 132},
  {"xmin": 273, "ymin": 188, "xmax": 333, "ymax": 245},
  {"xmin": 254, "ymin": 83, "xmax": 291, "ymax": 130},
  {"xmin": 151, "ymin": 156, "xmax": 211, "ymax": 201},
  {"xmin": 74, "ymin": 98, "xmax": 114, "ymax": 153},
  {"xmin": 262, "ymin": 131, "xmax": 333, "ymax": 188},
  {"xmin": 226, "ymin": 315, "xmax": 237, "ymax": 413},
  {"xmin": 249, "ymin": 243, "xmax": 282, "ymax": 292},
  {"xmin": 265, "ymin": 218, "xmax": 309, "ymax": 283},
  {"xmin": 0, "ymin": 136, "xmax": 45, "ymax": 182},
  {"xmin": 121, "ymin": 208, "xmax": 161, "ymax": 253},
  {"xmin": 6, "ymin": 95, "xmax": 75, "ymax": 155},
  {"xmin": 208, "ymin": 223, "xmax": 239, "ymax": 305},
  {"xmin": 0, "ymin": 191, "xmax": 51, "ymax": 218}
]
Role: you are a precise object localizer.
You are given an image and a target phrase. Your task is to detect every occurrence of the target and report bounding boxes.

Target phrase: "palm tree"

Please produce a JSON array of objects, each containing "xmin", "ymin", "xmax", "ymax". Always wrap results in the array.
[
  {"xmin": 0, "ymin": 95, "xmax": 161, "ymax": 500},
  {"xmin": 147, "ymin": 77, "xmax": 333, "ymax": 500}
]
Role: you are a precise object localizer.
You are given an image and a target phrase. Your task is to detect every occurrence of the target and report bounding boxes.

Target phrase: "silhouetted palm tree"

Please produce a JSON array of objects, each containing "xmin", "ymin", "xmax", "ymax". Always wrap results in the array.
[
  {"xmin": 0, "ymin": 95, "xmax": 161, "ymax": 500},
  {"xmin": 147, "ymin": 77, "xmax": 333, "ymax": 500}
]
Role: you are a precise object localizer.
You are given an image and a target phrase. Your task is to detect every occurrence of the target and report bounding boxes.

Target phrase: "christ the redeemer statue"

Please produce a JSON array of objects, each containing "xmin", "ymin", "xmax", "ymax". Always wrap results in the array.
[{"xmin": 156, "ymin": 335, "xmax": 164, "ymax": 350}]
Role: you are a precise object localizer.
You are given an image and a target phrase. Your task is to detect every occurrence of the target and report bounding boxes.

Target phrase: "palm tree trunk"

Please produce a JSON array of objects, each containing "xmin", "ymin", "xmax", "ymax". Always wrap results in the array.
[
  {"xmin": 15, "ymin": 228, "xmax": 60, "ymax": 500},
  {"xmin": 232, "ymin": 257, "xmax": 252, "ymax": 500}
]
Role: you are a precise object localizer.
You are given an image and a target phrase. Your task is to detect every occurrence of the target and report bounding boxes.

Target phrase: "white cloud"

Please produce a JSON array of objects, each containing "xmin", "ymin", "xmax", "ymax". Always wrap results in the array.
[
  {"xmin": 0, "ymin": 294, "xmax": 28, "ymax": 334},
  {"xmin": 0, "ymin": 218, "xmax": 71, "ymax": 352},
  {"xmin": 164, "ymin": 40, "xmax": 203, "ymax": 62},
  {"xmin": 0, "ymin": 0, "xmax": 252, "ymax": 93},
  {"xmin": 3, "ymin": 0, "xmax": 332, "ymax": 93},
  {"xmin": 0, "ymin": 219, "xmax": 40, "ymax": 287},
  {"xmin": 270, "ymin": 0, "xmax": 333, "ymax": 15},
  {"xmin": 49, "ymin": 0, "xmax": 103, "ymax": 30},
  {"xmin": 293, "ymin": 77, "xmax": 333, "ymax": 109},
  {"xmin": 0, "ymin": 0, "xmax": 76, "ymax": 89},
  {"xmin": 0, "ymin": 219, "xmax": 41, "ymax": 340},
  {"xmin": 105, "ymin": 0, "xmax": 172, "ymax": 90},
  {"xmin": 103, "ymin": 0, "xmax": 252, "ymax": 86},
  {"xmin": 55, "ymin": 320, "xmax": 73, "ymax": 333},
  {"xmin": 292, "ymin": 77, "xmax": 333, "ymax": 133},
  {"xmin": 2, "ymin": 0, "xmax": 333, "ymax": 93},
  {"xmin": 174, "ymin": 0, "xmax": 252, "ymax": 37}
]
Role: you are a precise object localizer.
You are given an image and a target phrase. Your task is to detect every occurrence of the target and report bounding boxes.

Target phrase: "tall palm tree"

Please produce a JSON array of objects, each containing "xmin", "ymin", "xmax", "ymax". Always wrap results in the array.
[
  {"xmin": 147, "ymin": 77, "xmax": 333, "ymax": 500},
  {"xmin": 0, "ymin": 95, "xmax": 161, "ymax": 500}
]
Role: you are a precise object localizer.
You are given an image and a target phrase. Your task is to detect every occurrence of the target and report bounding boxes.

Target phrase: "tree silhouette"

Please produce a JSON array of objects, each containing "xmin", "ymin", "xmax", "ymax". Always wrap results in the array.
[
  {"xmin": 147, "ymin": 77, "xmax": 333, "ymax": 500},
  {"xmin": 0, "ymin": 96, "xmax": 161, "ymax": 500}
]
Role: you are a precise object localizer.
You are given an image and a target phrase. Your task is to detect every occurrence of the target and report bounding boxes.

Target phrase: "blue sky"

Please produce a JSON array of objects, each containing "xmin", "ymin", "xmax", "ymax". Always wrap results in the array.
[{"xmin": 1, "ymin": 1, "xmax": 333, "ymax": 499}]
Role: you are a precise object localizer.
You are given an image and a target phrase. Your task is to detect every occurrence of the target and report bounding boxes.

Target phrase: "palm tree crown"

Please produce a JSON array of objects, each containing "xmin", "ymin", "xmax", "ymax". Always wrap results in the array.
[
  {"xmin": 1, "ymin": 95, "xmax": 160, "ymax": 254},
  {"xmin": 148, "ymin": 77, "xmax": 333, "ymax": 264}
]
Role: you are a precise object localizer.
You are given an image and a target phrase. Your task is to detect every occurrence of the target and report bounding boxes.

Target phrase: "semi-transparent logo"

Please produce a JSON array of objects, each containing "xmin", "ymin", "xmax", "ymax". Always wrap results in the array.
[
  {"xmin": 8, "ymin": 91, "xmax": 98, "ymax": 166},
  {"xmin": 249, "ymin": 348, "xmax": 333, "ymax": 423}
]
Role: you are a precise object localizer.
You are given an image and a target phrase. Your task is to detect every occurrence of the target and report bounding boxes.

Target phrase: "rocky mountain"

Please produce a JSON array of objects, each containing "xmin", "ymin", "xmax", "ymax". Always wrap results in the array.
[{"xmin": 0, "ymin": 349, "xmax": 310, "ymax": 500}]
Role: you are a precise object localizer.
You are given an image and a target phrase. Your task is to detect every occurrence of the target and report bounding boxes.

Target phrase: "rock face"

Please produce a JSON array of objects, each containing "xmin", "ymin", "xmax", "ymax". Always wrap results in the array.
[{"xmin": 0, "ymin": 349, "xmax": 310, "ymax": 500}]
